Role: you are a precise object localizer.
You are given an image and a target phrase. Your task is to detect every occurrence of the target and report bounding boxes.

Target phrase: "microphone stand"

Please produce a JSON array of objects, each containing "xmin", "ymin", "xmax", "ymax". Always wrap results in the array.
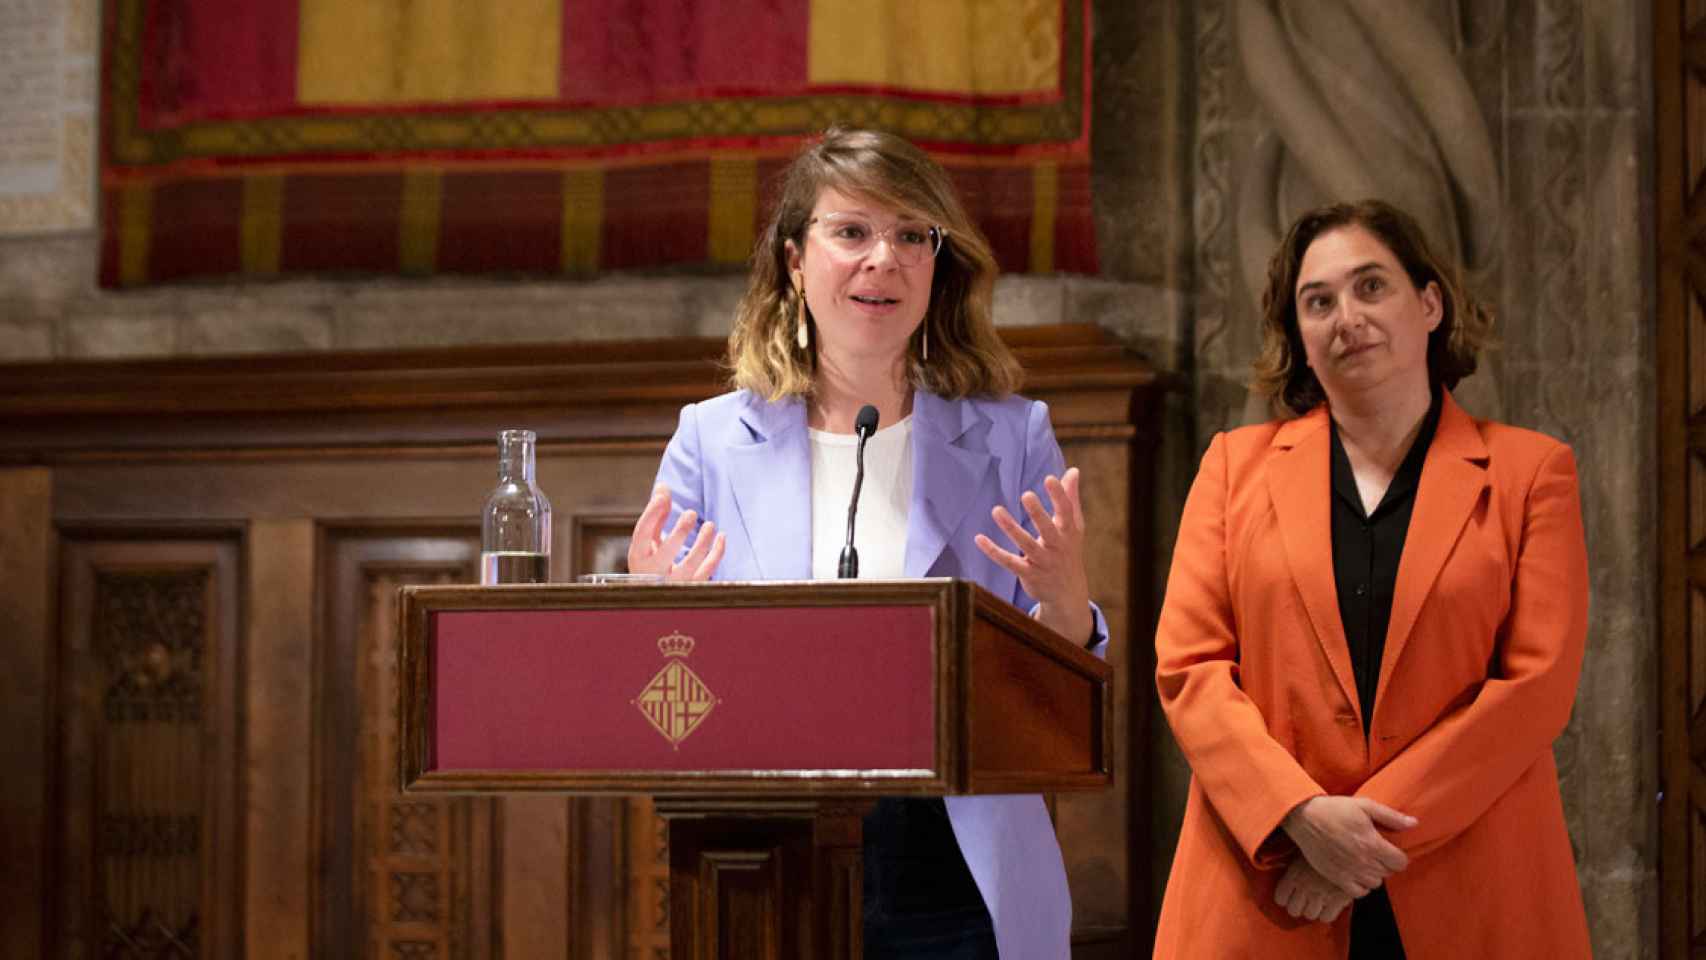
[{"xmin": 838, "ymin": 405, "xmax": 879, "ymax": 578}]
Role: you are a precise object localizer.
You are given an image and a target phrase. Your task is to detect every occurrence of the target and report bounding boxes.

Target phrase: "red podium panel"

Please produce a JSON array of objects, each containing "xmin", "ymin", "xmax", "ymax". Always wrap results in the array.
[
  {"xmin": 400, "ymin": 578, "xmax": 1111, "ymax": 796},
  {"xmin": 397, "ymin": 578, "xmax": 1113, "ymax": 960},
  {"xmin": 431, "ymin": 604, "xmax": 936, "ymax": 773}
]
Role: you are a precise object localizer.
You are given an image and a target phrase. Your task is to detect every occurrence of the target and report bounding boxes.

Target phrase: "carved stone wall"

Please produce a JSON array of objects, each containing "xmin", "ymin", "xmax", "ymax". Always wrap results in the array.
[{"xmin": 1185, "ymin": 1, "xmax": 1656, "ymax": 955}]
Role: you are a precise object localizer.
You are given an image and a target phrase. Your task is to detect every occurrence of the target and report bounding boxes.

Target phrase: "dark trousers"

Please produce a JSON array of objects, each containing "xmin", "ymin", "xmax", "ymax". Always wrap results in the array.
[
  {"xmin": 862, "ymin": 907, "xmax": 998, "ymax": 960},
  {"xmin": 1350, "ymin": 886, "xmax": 1405, "ymax": 959},
  {"xmin": 862, "ymin": 799, "xmax": 996, "ymax": 960}
]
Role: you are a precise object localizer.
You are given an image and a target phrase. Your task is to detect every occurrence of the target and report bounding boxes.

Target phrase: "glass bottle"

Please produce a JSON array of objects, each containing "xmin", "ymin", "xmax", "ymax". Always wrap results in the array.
[{"xmin": 481, "ymin": 429, "xmax": 552, "ymax": 584}]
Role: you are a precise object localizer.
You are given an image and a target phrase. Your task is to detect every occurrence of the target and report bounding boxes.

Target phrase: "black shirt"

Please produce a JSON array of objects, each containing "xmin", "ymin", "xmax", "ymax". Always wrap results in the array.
[
  {"xmin": 1327, "ymin": 391, "xmax": 1441, "ymax": 959},
  {"xmin": 1328, "ymin": 393, "xmax": 1441, "ymax": 735}
]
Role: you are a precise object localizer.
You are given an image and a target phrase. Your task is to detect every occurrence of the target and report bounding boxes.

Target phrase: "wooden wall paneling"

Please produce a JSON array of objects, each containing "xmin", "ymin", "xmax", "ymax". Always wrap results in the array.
[
  {"xmin": 566, "ymin": 513, "xmax": 669, "ymax": 960},
  {"xmin": 55, "ymin": 533, "xmax": 244, "ymax": 958},
  {"xmin": 567, "ymin": 796, "xmax": 629, "ymax": 960},
  {"xmin": 0, "ymin": 326, "xmax": 1141, "ymax": 460},
  {"xmin": 1053, "ymin": 434, "xmax": 1133, "ymax": 949},
  {"xmin": 1122, "ymin": 389, "xmax": 1162, "ymax": 956},
  {"xmin": 500, "ymin": 794, "xmax": 571, "ymax": 960},
  {"xmin": 571, "ymin": 515, "xmax": 643, "ymax": 579},
  {"xmin": 624, "ymin": 803, "xmax": 674, "ymax": 960},
  {"xmin": 0, "ymin": 324, "xmax": 1162, "ymax": 957},
  {"xmin": 316, "ymin": 527, "xmax": 503, "ymax": 959},
  {"xmin": 48, "ymin": 458, "xmax": 501, "ymax": 524},
  {"xmin": 1659, "ymin": 0, "xmax": 1697, "ymax": 955},
  {"xmin": 0, "ymin": 468, "xmax": 53, "ymax": 960},
  {"xmin": 1050, "ymin": 362, "xmax": 1163, "ymax": 958},
  {"xmin": 245, "ymin": 519, "xmax": 316, "ymax": 960}
]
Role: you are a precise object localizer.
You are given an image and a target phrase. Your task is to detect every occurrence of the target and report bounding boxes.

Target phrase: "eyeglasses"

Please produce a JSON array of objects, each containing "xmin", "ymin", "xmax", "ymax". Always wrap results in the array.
[{"xmin": 804, "ymin": 212, "xmax": 947, "ymax": 267}]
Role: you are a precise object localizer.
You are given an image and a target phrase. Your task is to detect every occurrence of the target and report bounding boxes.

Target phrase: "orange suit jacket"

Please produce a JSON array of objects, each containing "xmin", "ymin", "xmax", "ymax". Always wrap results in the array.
[{"xmin": 1153, "ymin": 393, "xmax": 1591, "ymax": 959}]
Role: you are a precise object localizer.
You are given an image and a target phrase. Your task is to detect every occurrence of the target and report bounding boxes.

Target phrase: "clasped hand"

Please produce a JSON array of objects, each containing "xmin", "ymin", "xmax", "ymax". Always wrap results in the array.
[
  {"xmin": 626, "ymin": 485, "xmax": 725, "ymax": 580},
  {"xmin": 1274, "ymin": 857, "xmax": 1352, "ymax": 924},
  {"xmin": 973, "ymin": 467, "xmax": 1093, "ymax": 641},
  {"xmin": 1274, "ymin": 795, "xmax": 1416, "ymax": 920}
]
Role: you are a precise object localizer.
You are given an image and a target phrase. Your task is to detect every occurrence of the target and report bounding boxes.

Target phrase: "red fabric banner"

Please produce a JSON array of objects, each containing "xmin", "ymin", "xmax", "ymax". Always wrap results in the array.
[
  {"xmin": 100, "ymin": 0, "xmax": 1095, "ymax": 286},
  {"xmin": 559, "ymin": 0, "xmax": 810, "ymax": 103},
  {"xmin": 135, "ymin": 0, "xmax": 301, "ymax": 127}
]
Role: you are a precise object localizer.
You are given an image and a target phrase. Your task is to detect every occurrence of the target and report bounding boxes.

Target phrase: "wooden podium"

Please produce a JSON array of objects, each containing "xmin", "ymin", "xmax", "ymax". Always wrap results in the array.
[{"xmin": 398, "ymin": 578, "xmax": 1112, "ymax": 959}]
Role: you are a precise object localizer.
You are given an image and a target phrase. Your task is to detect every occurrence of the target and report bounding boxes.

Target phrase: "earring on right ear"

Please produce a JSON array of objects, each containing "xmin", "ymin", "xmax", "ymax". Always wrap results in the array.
[{"xmin": 793, "ymin": 271, "xmax": 808, "ymax": 350}]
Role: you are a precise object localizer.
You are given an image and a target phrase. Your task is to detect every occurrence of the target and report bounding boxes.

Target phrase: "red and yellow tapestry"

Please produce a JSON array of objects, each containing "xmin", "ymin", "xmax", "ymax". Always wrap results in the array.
[{"xmin": 100, "ymin": 0, "xmax": 1094, "ymax": 287}]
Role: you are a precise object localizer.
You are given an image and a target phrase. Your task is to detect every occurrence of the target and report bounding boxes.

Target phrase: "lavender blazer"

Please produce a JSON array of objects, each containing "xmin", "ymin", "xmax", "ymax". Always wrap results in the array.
[{"xmin": 652, "ymin": 387, "xmax": 1108, "ymax": 959}]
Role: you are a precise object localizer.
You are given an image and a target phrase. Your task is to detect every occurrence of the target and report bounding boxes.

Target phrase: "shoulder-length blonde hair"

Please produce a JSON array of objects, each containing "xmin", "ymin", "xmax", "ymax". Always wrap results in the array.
[
  {"xmin": 727, "ymin": 128, "xmax": 1022, "ymax": 400},
  {"xmin": 1251, "ymin": 199, "xmax": 1495, "ymax": 417}
]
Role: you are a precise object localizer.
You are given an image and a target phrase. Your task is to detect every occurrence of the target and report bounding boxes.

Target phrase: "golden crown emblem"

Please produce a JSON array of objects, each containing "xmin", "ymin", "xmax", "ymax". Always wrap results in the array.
[
  {"xmin": 656, "ymin": 630, "xmax": 695, "ymax": 658},
  {"xmin": 635, "ymin": 629, "xmax": 717, "ymax": 749}
]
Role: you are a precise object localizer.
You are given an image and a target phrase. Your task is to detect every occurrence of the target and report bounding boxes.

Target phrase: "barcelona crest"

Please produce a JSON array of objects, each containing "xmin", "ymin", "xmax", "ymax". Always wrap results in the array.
[{"xmin": 632, "ymin": 630, "xmax": 719, "ymax": 749}]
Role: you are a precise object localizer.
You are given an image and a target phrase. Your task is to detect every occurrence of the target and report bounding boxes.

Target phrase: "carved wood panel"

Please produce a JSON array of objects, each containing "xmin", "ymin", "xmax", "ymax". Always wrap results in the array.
[
  {"xmin": 317, "ymin": 529, "xmax": 496, "ymax": 960},
  {"xmin": 1660, "ymin": 1, "xmax": 1706, "ymax": 955},
  {"xmin": 624, "ymin": 805, "xmax": 673, "ymax": 960},
  {"xmin": 0, "ymin": 323, "xmax": 1158, "ymax": 959},
  {"xmin": 568, "ymin": 516, "xmax": 674, "ymax": 960},
  {"xmin": 56, "ymin": 536, "xmax": 242, "ymax": 959}
]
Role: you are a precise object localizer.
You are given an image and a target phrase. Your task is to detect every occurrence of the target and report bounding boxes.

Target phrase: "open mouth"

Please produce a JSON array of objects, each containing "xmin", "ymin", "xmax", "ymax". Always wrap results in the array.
[{"xmin": 851, "ymin": 295, "xmax": 899, "ymax": 306}]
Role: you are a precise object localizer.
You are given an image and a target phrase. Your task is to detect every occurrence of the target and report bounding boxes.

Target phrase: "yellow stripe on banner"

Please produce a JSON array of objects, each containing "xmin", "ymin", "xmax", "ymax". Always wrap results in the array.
[
  {"xmin": 398, "ymin": 171, "xmax": 442, "ymax": 274},
  {"xmin": 809, "ymin": 0, "xmax": 1059, "ymax": 95},
  {"xmin": 118, "ymin": 183, "xmax": 153, "ymax": 287},
  {"xmin": 241, "ymin": 175, "xmax": 284, "ymax": 276},
  {"xmin": 298, "ymin": 0, "xmax": 562, "ymax": 105},
  {"xmin": 708, "ymin": 157, "xmax": 757, "ymax": 266},
  {"xmin": 1029, "ymin": 162, "xmax": 1057, "ymax": 273},
  {"xmin": 561, "ymin": 169, "xmax": 603, "ymax": 274}
]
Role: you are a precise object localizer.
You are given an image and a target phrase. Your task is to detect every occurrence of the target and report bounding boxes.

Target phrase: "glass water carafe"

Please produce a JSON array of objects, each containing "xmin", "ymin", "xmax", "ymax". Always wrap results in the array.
[{"xmin": 481, "ymin": 429, "xmax": 552, "ymax": 584}]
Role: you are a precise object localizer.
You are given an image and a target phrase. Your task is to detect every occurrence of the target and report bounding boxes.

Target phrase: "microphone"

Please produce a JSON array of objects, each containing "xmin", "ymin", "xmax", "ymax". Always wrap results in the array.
[{"xmin": 838, "ymin": 404, "xmax": 880, "ymax": 578}]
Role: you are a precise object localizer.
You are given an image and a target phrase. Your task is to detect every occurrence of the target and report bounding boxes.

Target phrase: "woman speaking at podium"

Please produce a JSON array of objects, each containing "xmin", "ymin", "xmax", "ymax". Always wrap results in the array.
[{"xmin": 624, "ymin": 128, "xmax": 1107, "ymax": 959}]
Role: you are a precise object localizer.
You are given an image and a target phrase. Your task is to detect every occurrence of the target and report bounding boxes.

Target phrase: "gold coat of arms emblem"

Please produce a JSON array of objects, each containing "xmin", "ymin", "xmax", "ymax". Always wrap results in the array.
[{"xmin": 632, "ymin": 630, "xmax": 719, "ymax": 748}]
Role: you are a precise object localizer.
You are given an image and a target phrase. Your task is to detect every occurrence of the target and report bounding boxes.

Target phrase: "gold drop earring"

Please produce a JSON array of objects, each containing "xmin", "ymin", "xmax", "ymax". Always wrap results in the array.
[
  {"xmin": 921, "ymin": 325, "xmax": 929, "ymax": 362},
  {"xmin": 793, "ymin": 270, "xmax": 808, "ymax": 351}
]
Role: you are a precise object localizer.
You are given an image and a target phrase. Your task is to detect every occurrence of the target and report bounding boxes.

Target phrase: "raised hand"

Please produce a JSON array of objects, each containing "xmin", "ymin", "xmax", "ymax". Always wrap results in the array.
[
  {"xmin": 1274, "ymin": 857, "xmax": 1353, "ymax": 923},
  {"xmin": 626, "ymin": 484, "xmax": 725, "ymax": 581},
  {"xmin": 974, "ymin": 467, "xmax": 1093, "ymax": 642},
  {"xmin": 1281, "ymin": 795, "xmax": 1416, "ymax": 898}
]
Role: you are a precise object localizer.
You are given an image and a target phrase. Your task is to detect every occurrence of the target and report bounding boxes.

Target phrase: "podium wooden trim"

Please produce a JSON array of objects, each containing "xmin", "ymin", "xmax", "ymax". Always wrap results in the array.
[
  {"xmin": 398, "ymin": 578, "xmax": 1112, "ymax": 959},
  {"xmin": 398, "ymin": 578, "xmax": 1111, "ymax": 796}
]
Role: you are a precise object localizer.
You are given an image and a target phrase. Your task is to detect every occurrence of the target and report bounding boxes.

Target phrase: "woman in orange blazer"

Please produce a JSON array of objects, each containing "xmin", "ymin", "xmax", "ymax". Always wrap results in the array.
[{"xmin": 1153, "ymin": 200, "xmax": 1591, "ymax": 958}]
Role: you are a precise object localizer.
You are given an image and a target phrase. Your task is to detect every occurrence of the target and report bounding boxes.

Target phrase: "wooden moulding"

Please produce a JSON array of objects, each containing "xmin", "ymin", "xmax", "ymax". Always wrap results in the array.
[
  {"xmin": 397, "ymin": 578, "xmax": 1111, "ymax": 797},
  {"xmin": 0, "ymin": 324, "xmax": 1159, "ymax": 460}
]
